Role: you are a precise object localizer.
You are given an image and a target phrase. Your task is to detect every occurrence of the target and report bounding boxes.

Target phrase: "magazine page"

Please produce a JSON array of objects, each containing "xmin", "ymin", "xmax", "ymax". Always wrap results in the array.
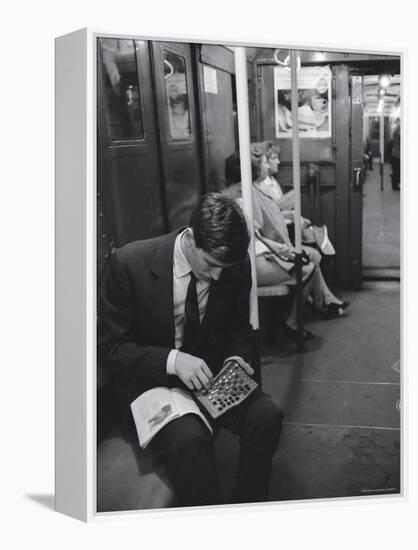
[
  {"xmin": 130, "ymin": 387, "xmax": 213, "ymax": 449},
  {"xmin": 130, "ymin": 387, "xmax": 179, "ymax": 449}
]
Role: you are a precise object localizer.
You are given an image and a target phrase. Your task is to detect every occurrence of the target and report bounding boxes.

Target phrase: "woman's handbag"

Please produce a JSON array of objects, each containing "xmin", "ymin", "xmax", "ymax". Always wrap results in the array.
[
  {"xmin": 255, "ymin": 229, "xmax": 309, "ymax": 273},
  {"xmin": 302, "ymin": 224, "xmax": 336, "ymax": 255}
]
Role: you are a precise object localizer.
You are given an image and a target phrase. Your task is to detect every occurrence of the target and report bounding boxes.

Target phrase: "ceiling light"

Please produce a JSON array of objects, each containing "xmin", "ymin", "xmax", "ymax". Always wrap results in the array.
[{"xmin": 379, "ymin": 74, "xmax": 391, "ymax": 88}]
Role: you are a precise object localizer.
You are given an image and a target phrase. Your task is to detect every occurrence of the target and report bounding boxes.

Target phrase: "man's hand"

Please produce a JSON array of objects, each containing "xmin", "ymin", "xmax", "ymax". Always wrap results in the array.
[
  {"xmin": 224, "ymin": 356, "xmax": 254, "ymax": 377},
  {"xmin": 174, "ymin": 351, "xmax": 214, "ymax": 391}
]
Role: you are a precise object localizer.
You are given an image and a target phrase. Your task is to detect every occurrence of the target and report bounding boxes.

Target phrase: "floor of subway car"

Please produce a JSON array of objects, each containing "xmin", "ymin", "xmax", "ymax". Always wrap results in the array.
[
  {"xmin": 217, "ymin": 283, "xmax": 400, "ymax": 503},
  {"xmin": 362, "ymin": 161, "xmax": 400, "ymax": 280},
  {"xmin": 257, "ymin": 281, "xmax": 400, "ymax": 502}
]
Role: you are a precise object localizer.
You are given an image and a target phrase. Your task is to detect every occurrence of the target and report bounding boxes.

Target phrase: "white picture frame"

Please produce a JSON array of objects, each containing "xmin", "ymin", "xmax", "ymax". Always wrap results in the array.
[{"xmin": 55, "ymin": 27, "xmax": 404, "ymax": 522}]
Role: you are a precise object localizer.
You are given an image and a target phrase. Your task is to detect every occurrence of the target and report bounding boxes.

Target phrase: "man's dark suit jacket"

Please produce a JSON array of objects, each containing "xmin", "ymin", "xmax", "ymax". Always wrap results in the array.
[{"xmin": 98, "ymin": 229, "xmax": 253, "ymax": 414}]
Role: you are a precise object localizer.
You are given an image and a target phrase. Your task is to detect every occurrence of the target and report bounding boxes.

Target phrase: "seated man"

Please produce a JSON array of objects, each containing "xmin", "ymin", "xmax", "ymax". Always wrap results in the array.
[{"xmin": 98, "ymin": 193, "xmax": 283, "ymax": 507}]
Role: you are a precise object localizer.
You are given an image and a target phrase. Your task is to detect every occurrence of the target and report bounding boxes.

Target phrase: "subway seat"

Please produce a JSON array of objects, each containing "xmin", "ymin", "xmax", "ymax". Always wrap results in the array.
[
  {"xmin": 257, "ymin": 284, "xmax": 290, "ymax": 297},
  {"xmin": 97, "ymin": 433, "xmax": 174, "ymax": 512},
  {"xmin": 97, "ymin": 424, "xmax": 239, "ymax": 512}
]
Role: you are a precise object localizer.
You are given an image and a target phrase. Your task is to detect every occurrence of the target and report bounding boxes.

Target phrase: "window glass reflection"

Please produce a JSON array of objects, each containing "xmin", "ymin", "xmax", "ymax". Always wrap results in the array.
[
  {"xmin": 99, "ymin": 38, "xmax": 144, "ymax": 140},
  {"xmin": 163, "ymin": 51, "xmax": 191, "ymax": 139}
]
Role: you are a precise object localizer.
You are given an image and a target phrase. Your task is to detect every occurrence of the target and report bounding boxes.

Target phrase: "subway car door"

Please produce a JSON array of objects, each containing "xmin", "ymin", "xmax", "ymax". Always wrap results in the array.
[
  {"xmin": 97, "ymin": 38, "xmax": 166, "ymax": 277},
  {"xmin": 196, "ymin": 45, "xmax": 238, "ymax": 192},
  {"xmin": 334, "ymin": 67, "xmax": 364, "ymax": 289},
  {"xmin": 334, "ymin": 65, "xmax": 364, "ymax": 289},
  {"xmin": 151, "ymin": 42, "xmax": 203, "ymax": 230}
]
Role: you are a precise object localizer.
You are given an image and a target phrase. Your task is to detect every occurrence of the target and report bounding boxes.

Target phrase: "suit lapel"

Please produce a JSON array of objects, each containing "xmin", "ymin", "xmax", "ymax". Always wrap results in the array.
[{"xmin": 149, "ymin": 231, "xmax": 179, "ymax": 347}]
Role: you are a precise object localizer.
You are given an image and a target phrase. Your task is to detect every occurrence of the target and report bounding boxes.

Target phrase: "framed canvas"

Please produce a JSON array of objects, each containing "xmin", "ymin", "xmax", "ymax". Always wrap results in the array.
[{"xmin": 55, "ymin": 28, "xmax": 403, "ymax": 521}]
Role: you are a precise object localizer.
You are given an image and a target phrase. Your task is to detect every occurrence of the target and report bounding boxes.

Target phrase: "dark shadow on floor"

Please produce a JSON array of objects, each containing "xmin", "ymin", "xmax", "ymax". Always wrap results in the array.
[{"xmin": 25, "ymin": 494, "xmax": 55, "ymax": 510}]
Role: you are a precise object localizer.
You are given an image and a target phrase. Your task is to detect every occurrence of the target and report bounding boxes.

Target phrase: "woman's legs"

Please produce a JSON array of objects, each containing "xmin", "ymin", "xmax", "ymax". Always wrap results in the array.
[
  {"xmin": 256, "ymin": 250, "xmax": 349, "ymax": 332},
  {"xmin": 310, "ymin": 267, "xmax": 343, "ymax": 308},
  {"xmin": 302, "ymin": 245, "xmax": 345, "ymax": 309}
]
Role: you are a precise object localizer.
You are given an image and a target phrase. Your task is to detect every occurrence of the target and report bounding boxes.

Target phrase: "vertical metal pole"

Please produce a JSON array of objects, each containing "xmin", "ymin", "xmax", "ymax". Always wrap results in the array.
[
  {"xmin": 363, "ymin": 112, "xmax": 368, "ymax": 143},
  {"xmin": 363, "ymin": 112, "xmax": 368, "ymax": 169},
  {"xmin": 234, "ymin": 47, "xmax": 259, "ymax": 331},
  {"xmin": 290, "ymin": 50, "xmax": 304, "ymax": 351},
  {"xmin": 234, "ymin": 47, "xmax": 261, "ymax": 383},
  {"xmin": 379, "ymin": 111, "xmax": 384, "ymax": 191}
]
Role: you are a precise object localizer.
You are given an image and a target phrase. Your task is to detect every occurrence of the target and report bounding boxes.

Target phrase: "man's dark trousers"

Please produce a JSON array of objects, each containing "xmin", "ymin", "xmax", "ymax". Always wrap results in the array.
[{"xmin": 150, "ymin": 389, "xmax": 283, "ymax": 507}]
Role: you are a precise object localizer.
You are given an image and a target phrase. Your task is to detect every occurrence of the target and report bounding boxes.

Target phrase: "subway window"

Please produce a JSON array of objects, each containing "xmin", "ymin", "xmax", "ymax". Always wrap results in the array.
[
  {"xmin": 163, "ymin": 50, "xmax": 191, "ymax": 140},
  {"xmin": 98, "ymin": 38, "xmax": 144, "ymax": 141}
]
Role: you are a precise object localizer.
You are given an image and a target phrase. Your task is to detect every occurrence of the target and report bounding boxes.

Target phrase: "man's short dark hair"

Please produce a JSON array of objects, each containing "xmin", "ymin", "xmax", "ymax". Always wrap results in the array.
[
  {"xmin": 224, "ymin": 152, "xmax": 258, "ymax": 187},
  {"xmin": 190, "ymin": 193, "xmax": 250, "ymax": 264}
]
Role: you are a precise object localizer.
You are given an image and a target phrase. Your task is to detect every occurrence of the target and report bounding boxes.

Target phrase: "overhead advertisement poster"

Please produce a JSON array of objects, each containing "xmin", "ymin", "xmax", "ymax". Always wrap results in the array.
[{"xmin": 274, "ymin": 65, "xmax": 332, "ymax": 138}]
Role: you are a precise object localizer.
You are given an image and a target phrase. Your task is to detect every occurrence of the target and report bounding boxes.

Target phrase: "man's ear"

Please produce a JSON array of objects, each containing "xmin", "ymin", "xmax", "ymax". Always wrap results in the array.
[
  {"xmin": 184, "ymin": 227, "xmax": 196, "ymax": 255},
  {"xmin": 187, "ymin": 227, "xmax": 195, "ymax": 245}
]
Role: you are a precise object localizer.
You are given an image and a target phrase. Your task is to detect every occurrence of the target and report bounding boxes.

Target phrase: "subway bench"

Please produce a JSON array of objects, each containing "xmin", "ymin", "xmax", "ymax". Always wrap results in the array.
[
  {"xmin": 257, "ymin": 284, "xmax": 290, "ymax": 298},
  {"xmin": 97, "ymin": 424, "xmax": 239, "ymax": 513}
]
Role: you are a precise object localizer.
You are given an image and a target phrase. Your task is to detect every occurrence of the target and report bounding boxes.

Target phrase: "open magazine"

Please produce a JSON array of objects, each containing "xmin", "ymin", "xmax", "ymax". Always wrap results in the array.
[{"xmin": 130, "ymin": 387, "xmax": 213, "ymax": 449}]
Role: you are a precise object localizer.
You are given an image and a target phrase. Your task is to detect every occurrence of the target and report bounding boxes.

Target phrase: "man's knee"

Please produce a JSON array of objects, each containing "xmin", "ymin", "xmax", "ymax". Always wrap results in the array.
[
  {"xmin": 260, "ymin": 400, "xmax": 284, "ymax": 435},
  {"xmin": 151, "ymin": 416, "xmax": 221, "ymax": 506},
  {"xmin": 152, "ymin": 415, "xmax": 213, "ymax": 464},
  {"xmin": 172, "ymin": 425, "xmax": 212, "ymax": 457},
  {"xmin": 244, "ymin": 395, "xmax": 283, "ymax": 445}
]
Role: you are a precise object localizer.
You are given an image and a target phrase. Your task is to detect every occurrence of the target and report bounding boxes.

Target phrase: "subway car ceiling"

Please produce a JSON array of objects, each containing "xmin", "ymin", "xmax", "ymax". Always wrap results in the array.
[{"xmin": 96, "ymin": 39, "xmax": 400, "ymax": 289}]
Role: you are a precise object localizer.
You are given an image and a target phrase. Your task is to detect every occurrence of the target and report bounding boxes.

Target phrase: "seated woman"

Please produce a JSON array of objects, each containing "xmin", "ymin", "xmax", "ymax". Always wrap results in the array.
[
  {"xmin": 224, "ymin": 150, "xmax": 349, "ymax": 336},
  {"xmin": 253, "ymin": 141, "xmax": 294, "ymax": 209},
  {"xmin": 224, "ymin": 155, "xmax": 315, "ymax": 341},
  {"xmin": 253, "ymin": 141, "xmax": 335, "ymax": 255}
]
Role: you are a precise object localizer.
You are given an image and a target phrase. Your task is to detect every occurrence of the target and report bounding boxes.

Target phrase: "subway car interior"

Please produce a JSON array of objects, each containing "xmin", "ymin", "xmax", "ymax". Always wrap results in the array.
[{"xmin": 96, "ymin": 39, "xmax": 401, "ymax": 512}]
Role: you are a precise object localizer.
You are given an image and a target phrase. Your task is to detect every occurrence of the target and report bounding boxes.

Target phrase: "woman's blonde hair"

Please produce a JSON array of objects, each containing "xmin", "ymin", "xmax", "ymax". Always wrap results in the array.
[{"xmin": 250, "ymin": 141, "xmax": 281, "ymax": 179}]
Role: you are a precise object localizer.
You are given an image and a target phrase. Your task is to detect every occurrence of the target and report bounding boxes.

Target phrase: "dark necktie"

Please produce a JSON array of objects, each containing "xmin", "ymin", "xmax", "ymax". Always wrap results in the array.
[{"xmin": 181, "ymin": 272, "xmax": 200, "ymax": 352}]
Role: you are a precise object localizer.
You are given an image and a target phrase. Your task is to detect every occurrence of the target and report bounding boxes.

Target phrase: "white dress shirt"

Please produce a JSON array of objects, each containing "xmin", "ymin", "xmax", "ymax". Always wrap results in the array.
[{"xmin": 166, "ymin": 229, "xmax": 211, "ymax": 374}]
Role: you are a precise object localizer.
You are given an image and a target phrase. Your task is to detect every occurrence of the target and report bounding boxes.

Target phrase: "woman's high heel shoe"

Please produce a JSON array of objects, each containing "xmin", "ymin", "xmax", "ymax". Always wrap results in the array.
[
  {"xmin": 308, "ymin": 299, "xmax": 349, "ymax": 320},
  {"xmin": 322, "ymin": 303, "xmax": 346, "ymax": 319}
]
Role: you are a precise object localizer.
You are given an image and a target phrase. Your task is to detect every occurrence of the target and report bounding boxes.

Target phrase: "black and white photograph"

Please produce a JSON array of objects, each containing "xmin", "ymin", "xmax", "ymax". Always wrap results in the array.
[
  {"xmin": 95, "ymin": 38, "xmax": 401, "ymax": 513},
  {"xmin": 5, "ymin": 0, "xmax": 418, "ymax": 547}
]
